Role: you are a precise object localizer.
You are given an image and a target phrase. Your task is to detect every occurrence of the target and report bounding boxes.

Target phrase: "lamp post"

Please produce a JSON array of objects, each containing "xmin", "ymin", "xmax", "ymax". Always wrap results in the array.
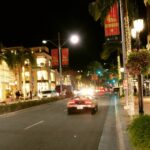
[
  {"xmin": 42, "ymin": 32, "xmax": 79, "ymax": 95},
  {"xmin": 131, "ymin": 19, "xmax": 144, "ymax": 115}
]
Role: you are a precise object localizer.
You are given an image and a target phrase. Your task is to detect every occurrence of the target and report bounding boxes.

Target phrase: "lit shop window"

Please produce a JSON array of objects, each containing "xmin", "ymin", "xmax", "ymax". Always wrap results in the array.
[
  {"xmin": 25, "ymin": 72, "xmax": 30, "ymax": 81},
  {"xmin": 36, "ymin": 58, "xmax": 46, "ymax": 67},
  {"xmin": 24, "ymin": 59, "xmax": 30, "ymax": 66},
  {"xmin": 37, "ymin": 70, "xmax": 48, "ymax": 80}
]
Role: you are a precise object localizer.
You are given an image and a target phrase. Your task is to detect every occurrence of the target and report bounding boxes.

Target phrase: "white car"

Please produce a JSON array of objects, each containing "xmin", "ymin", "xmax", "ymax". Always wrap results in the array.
[
  {"xmin": 67, "ymin": 95, "xmax": 98, "ymax": 115},
  {"xmin": 38, "ymin": 90, "xmax": 59, "ymax": 99}
]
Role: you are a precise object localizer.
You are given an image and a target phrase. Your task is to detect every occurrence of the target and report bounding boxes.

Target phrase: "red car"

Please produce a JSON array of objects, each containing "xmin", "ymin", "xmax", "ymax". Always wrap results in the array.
[{"xmin": 67, "ymin": 96, "xmax": 98, "ymax": 115}]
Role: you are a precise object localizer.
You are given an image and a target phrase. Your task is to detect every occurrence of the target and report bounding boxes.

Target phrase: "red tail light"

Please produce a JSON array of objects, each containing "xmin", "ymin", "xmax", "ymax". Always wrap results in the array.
[
  {"xmin": 85, "ymin": 100, "xmax": 92, "ymax": 105},
  {"xmin": 68, "ymin": 100, "xmax": 75, "ymax": 105}
]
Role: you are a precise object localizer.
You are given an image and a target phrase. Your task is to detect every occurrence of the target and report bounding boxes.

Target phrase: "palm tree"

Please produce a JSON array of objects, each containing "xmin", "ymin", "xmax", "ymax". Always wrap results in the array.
[
  {"xmin": 86, "ymin": 61, "xmax": 104, "ymax": 86},
  {"xmin": 89, "ymin": 0, "xmax": 138, "ymax": 24},
  {"xmin": 88, "ymin": 0, "xmax": 116, "ymax": 23},
  {"xmin": 144, "ymin": 0, "xmax": 150, "ymax": 5},
  {"xmin": 101, "ymin": 41, "xmax": 122, "ymax": 79},
  {"xmin": 2, "ymin": 46, "xmax": 36, "ymax": 94}
]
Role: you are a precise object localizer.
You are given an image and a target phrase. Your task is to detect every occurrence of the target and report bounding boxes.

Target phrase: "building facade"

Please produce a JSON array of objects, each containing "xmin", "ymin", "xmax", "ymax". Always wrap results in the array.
[
  {"xmin": 24, "ymin": 46, "xmax": 58, "ymax": 97},
  {"xmin": 0, "ymin": 46, "xmax": 59, "ymax": 102}
]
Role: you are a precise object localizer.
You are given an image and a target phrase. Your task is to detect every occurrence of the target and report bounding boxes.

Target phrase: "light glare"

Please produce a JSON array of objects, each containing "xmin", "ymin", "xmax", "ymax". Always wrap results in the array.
[
  {"xmin": 133, "ymin": 19, "xmax": 144, "ymax": 33},
  {"xmin": 42, "ymin": 40, "xmax": 47, "ymax": 44},
  {"xmin": 131, "ymin": 28, "xmax": 136, "ymax": 39},
  {"xmin": 70, "ymin": 34, "xmax": 79, "ymax": 44}
]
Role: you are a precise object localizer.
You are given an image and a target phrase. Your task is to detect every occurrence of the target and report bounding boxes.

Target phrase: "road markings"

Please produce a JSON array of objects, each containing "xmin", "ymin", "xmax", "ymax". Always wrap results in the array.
[
  {"xmin": 73, "ymin": 134, "xmax": 77, "ymax": 138},
  {"xmin": 24, "ymin": 120, "xmax": 44, "ymax": 130}
]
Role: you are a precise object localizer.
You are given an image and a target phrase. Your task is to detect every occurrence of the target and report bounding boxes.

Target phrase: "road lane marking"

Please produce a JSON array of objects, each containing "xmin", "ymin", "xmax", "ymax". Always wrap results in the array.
[{"xmin": 24, "ymin": 120, "xmax": 44, "ymax": 130}]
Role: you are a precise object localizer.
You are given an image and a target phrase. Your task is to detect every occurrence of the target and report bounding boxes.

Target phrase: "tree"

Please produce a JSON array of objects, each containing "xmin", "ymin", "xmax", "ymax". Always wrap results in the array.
[
  {"xmin": 88, "ymin": 0, "xmax": 116, "ymax": 23},
  {"xmin": 2, "ymin": 46, "xmax": 36, "ymax": 91},
  {"xmin": 144, "ymin": 0, "xmax": 150, "ymax": 5},
  {"xmin": 126, "ymin": 49, "xmax": 150, "ymax": 75},
  {"xmin": 87, "ymin": 61, "xmax": 103, "ymax": 75},
  {"xmin": 88, "ymin": 0, "xmax": 138, "ymax": 24},
  {"xmin": 101, "ymin": 41, "xmax": 122, "ymax": 81}
]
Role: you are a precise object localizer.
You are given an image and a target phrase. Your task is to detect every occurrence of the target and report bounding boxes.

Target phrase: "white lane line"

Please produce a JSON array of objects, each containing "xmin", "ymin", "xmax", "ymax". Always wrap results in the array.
[{"xmin": 24, "ymin": 120, "xmax": 44, "ymax": 130}]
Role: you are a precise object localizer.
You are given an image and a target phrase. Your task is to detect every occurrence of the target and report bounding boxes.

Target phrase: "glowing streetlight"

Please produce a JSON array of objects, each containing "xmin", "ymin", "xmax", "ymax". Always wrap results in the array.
[
  {"xmin": 69, "ymin": 34, "xmax": 79, "ymax": 44},
  {"xmin": 42, "ymin": 33, "xmax": 79, "ymax": 94}
]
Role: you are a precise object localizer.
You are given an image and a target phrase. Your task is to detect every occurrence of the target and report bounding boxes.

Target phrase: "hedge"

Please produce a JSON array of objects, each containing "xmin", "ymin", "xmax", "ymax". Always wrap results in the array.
[
  {"xmin": 0, "ymin": 96, "xmax": 65, "ymax": 115},
  {"xmin": 128, "ymin": 115, "xmax": 150, "ymax": 150}
]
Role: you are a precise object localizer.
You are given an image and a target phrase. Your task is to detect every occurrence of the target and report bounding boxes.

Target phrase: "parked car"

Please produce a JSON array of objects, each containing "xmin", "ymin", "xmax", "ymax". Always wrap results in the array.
[
  {"xmin": 67, "ymin": 95, "xmax": 98, "ymax": 115},
  {"xmin": 38, "ymin": 90, "xmax": 59, "ymax": 99},
  {"xmin": 55, "ymin": 85, "xmax": 74, "ymax": 97}
]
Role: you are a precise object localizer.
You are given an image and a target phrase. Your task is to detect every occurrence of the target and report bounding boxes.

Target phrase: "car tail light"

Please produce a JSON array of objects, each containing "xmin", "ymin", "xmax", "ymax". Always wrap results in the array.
[
  {"xmin": 68, "ymin": 100, "xmax": 75, "ymax": 105},
  {"xmin": 85, "ymin": 100, "xmax": 92, "ymax": 105}
]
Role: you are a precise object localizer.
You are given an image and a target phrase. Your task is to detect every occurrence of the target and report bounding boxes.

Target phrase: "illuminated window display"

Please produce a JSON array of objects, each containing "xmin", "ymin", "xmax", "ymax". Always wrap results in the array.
[
  {"xmin": 0, "ymin": 61, "xmax": 15, "ymax": 101},
  {"xmin": 36, "ymin": 57, "xmax": 47, "ymax": 67},
  {"xmin": 37, "ymin": 70, "xmax": 48, "ymax": 80}
]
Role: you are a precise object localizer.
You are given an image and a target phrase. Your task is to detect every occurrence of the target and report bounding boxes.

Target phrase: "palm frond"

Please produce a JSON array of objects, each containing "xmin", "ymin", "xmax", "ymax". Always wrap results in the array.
[
  {"xmin": 101, "ymin": 42, "xmax": 122, "ymax": 60},
  {"xmin": 89, "ymin": 0, "xmax": 117, "ymax": 24},
  {"xmin": 24, "ymin": 48, "xmax": 36, "ymax": 66},
  {"xmin": 88, "ymin": 2, "xmax": 101, "ymax": 21},
  {"xmin": 3, "ymin": 50, "xmax": 16, "ymax": 69}
]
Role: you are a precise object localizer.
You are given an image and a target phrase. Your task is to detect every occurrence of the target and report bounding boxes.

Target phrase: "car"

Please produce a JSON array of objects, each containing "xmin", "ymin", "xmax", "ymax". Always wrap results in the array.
[
  {"xmin": 95, "ymin": 87, "xmax": 108, "ymax": 96},
  {"xmin": 67, "ymin": 95, "xmax": 98, "ymax": 115},
  {"xmin": 113, "ymin": 87, "xmax": 119, "ymax": 95},
  {"xmin": 38, "ymin": 90, "xmax": 59, "ymax": 99}
]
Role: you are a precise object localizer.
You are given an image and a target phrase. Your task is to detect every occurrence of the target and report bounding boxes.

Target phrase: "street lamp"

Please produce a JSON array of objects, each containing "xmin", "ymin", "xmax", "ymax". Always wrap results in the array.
[
  {"xmin": 131, "ymin": 19, "xmax": 144, "ymax": 115},
  {"xmin": 42, "ymin": 32, "xmax": 79, "ymax": 94}
]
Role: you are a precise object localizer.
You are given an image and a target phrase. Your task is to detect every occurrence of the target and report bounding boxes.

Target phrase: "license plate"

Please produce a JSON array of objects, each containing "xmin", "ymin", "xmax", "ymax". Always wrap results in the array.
[{"xmin": 77, "ymin": 105, "xmax": 83, "ymax": 109}]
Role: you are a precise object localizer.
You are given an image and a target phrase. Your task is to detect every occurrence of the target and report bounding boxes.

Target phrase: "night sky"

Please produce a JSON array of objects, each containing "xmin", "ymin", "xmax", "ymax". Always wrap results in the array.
[
  {"xmin": 0, "ymin": 0, "xmax": 147, "ymax": 70},
  {"xmin": 0, "ymin": 0, "xmax": 105, "ymax": 70}
]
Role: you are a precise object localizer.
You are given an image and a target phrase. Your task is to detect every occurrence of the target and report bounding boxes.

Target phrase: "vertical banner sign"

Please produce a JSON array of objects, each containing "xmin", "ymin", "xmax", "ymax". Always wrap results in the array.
[
  {"xmin": 51, "ymin": 49, "xmax": 59, "ymax": 67},
  {"xmin": 104, "ymin": 2, "xmax": 120, "ymax": 37},
  {"xmin": 62, "ymin": 48, "xmax": 69, "ymax": 66}
]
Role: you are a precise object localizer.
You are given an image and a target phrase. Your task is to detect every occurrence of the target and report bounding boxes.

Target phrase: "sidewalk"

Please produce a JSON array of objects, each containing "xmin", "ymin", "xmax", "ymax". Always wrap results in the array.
[
  {"xmin": 98, "ymin": 94, "xmax": 150, "ymax": 150},
  {"xmin": 133, "ymin": 96, "xmax": 150, "ymax": 115},
  {"xmin": 118, "ymin": 95, "xmax": 150, "ymax": 149}
]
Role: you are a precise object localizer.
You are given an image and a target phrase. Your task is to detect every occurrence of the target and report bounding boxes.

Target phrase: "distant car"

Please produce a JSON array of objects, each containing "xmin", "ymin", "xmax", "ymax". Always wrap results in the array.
[
  {"xmin": 67, "ymin": 96, "xmax": 98, "ymax": 115},
  {"xmin": 95, "ymin": 87, "xmax": 109, "ymax": 96},
  {"xmin": 38, "ymin": 90, "xmax": 59, "ymax": 99},
  {"xmin": 113, "ymin": 87, "xmax": 119, "ymax": 95}
]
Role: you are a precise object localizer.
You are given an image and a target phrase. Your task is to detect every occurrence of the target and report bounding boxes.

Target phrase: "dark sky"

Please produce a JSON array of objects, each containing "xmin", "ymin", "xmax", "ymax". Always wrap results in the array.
[
  {"xmin": 0, "ymin": 0, "xmax": 105, "ymax": 70},
  {"xmin": 0, "ymin": 0, "xmax": 147, "ymax": 70}
]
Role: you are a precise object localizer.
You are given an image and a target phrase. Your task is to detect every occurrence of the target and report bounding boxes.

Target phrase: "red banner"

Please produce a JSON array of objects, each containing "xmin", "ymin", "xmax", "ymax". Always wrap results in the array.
[
  {"xmin": 104, "ymin": 2, "xmax": 120, "ymax": 37},
  {"xmin": 51, "ymin": 49, "xmax": 59, "ymax": 67},
  {"xmin": 62, "ymin": 48, "xmax": 69, "ymax": 66}
]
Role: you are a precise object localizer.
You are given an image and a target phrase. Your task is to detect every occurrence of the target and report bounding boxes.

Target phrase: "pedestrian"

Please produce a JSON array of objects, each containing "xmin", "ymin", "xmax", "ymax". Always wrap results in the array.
[
  {"xmin": 134, "ymin": 86, "xmax": 137, "ymax": 96},
  {"xmin": 15, "ymin": 90, "xmax": 20, "ymax": 100},
  {"xmin": 143, "ymin": 85, "xmax": 146, "ymax": 96},
  {"xmin": 29, "ymin": 90, "xmax": 32, "ymax": 99}
]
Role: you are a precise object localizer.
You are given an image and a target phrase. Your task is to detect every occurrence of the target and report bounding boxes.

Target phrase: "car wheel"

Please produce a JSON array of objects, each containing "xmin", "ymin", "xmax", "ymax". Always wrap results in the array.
[
  {"xmin": 91, "ymin": 106, "xmax": 98, "ymax": 115},
  {"xmin": 67, "ymin": 109, "xmax": 72, "ymax": 115},
  {"xmin": 91, "ymin": 108, "xmax": 96, "ymax": 115}
]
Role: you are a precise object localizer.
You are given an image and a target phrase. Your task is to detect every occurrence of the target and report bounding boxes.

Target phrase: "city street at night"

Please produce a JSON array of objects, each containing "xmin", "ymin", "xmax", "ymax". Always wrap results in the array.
[{"xmin": 0, "ymin": 95, "xmax": 126, "ymax": 150}]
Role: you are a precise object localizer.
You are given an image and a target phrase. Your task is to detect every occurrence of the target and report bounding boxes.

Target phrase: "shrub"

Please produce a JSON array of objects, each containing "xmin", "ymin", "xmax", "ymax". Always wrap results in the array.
[
  {"xmin": 128, "ymin": 115, "xmax": 150, "ymax": 150},
  {"xmin": 0, "ymin": 96, "xmax": 63, "ymax": 115},
  {"xmin": 126, "ymin": 49, "xmax": 150, "ymax": 76}
]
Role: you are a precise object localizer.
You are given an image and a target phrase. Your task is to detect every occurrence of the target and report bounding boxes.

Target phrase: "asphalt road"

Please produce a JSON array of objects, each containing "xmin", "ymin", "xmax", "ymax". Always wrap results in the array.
[{"xmin": 0, "ymin": 95, "xmax": 111, "ymax": 150}]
